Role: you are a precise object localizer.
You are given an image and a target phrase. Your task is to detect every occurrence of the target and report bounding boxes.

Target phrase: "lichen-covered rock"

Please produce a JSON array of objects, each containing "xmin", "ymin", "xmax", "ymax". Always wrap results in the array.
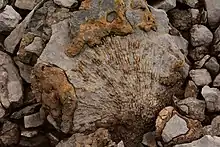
[
  {"xmin": 156, "ymin": 107, "xmax": 202, "ymax": 146},
  {"xmin": 56, "ymin": 128, "xmax": 116, "ymax": 147},
  {"xmin": 33, "ymin": 0, "xmax": 189, "ymax": 146}
]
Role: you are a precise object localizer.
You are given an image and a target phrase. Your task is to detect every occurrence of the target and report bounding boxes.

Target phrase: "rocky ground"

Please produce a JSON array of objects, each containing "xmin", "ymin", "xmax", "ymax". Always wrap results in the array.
[{"xmin": 0, "ymin": 0, "xmax": 220, "ymax": 147}]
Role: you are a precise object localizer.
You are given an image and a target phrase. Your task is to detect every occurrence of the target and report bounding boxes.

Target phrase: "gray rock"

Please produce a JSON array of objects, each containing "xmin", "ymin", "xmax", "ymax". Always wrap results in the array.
[
  {"xmin": 214, "ymin": 25, "xmax": 220, "ymax": 44},
  {"xmin": 24, "ymin": 112, "xmax": 44, "ymax": 128},
  {"xmin": 15, "ymin": 60, "xmax": 32, "ymax": 83},
  {"xmin": 189, "ymin": 69, "xmax": 212, "ymax": 86},
  {"xmin": 168, "ymin": 9, "xmax": 192, "ymax": 31},
  {"xmin": 0, "ymin": 121, "xmax": 20, "ymax": 146},
  {"xmin": 153, "ymin": 0, "xmax": 176, "ymax": 12},
  {"xmin": 200, "ymin": 9, "xmax": 208, "ymax": 24},
  {"xmin": 185, "ymin": 80, "xmax": 198, "ymax": 98},
  {"xmin": 204, "ymin": 0, "xmax": 220, "ymax": 29},
  {"xmin": 177, "ymin": 0, "xmax": 198, "ymax": 7},
  {"xmin": 21, "ymin": 130, "xmax": 38, "ymax": 138},
  {"xmin": 117, "ymin": 141, "xmax": 125, "ymax": 147},
  {"xmin": 47, "ymin": 133, "xmax": 59, "ymax": 146},
  {"xmin": 204, "ymin": 57, "xmax": 219, "ymax": 76},
  {"xmin": 142, "ymin": 132, "xmax": 157, "ymax": 147},
  {"xmin": 213, "ymin": 73, "xmax": 220, "ymax": 87},
  {"xmin": 201, "ymin": 86, "xmax": 220, "ymax": 112},
  {"xmin": 203, "ymin": 116, "xmax": 220, "ymax": 136},
  {"xmin": 4, "ymin": 0, "xmax": 45, "ymax": 54},
  {"xmin": 15, "ymin": 0, "xmax": 41, "ymax": 10},
  {"xmin": 0, "ymin": 5, "xmax": 21, "ymax": 32},
  {"xmin": 190, "ymin": 9, "xmax": 200, "ymax": 25},
  {"xmin": 174, "ymin": 135, "xmax": 220, "ymax": 147},
  {"xmin": 54, "ymin": 0, "xmax": 78, "ymax": 8},
  {"xmin": 172, "ymin": 35, "xmax": 189, "ymax": 56},
  {"xmin": 195, "ymin": 55, "xmax": 210, "ymax": 68},
  {"xmin": 10, "ymin": 103, "xmax": 40, "ymax": 119},
  {"xmin": 24, "ymin": 37, "xmax": 44, "ymax": 56},
  {"xmin": 162, "ymin": 114, "xmax": 189, "ymax": 142},
  {"xmin": 0, "ymin": 0, "xmax": 7, "ymax": 9},
  {"xmin": 0, "ymin": 105, "xmax": 5, "ymax": 118},
  {"xmin": 190, "ymin": 25, "xmax": 213, "ymax": 47},
  {"xmin": 175, "ymin": 97, "xmax": 206, "ymax": 121},
  {"xmin": 0, "ymin": 51, "xmax": 23, "ymax": 108},
  {"xmin": 189, "ymin": 46, "xmax": 208, "ymax": 61}
]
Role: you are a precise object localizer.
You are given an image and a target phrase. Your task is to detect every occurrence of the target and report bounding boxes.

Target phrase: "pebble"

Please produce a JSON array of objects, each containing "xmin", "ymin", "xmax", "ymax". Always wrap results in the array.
[
  {"xmin": 53, "ymin": 0, "xmax": 78, "ymax": 8},
  {"xmin": 204, "ymin": 57, "xmax": 220, "ymax": 76},
  {"xmin": 189, "ymin": 46, "xmax": 208, "ymax": 61},
  {"xmin": 194, "ymin": 55, "xmax": 210, "ymax": 68},
  {"xmin": 189, "ymin": 69, "xmax": 212, "ymax": 86},
  {"xmin": 154, "ymin": 0, "xmax": 176, "ymax": 12},
  {"xmin": 21, "ymin": 130, "xmax": 38, "ymax": 138},
  {"xmin": 213, "ymin": 73, "xmax": 220, "ymax": 87}
]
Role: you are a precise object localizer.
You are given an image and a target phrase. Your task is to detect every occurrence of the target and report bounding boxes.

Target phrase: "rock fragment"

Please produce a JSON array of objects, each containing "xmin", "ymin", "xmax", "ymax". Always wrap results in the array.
[
  {"xmin": 203, "ymin": 116, "xmax": 220, "ymax": 136},
  {"xmin": 153, "ymin": 0, "xmax": 176, "ymax": 12},
  {"xmin": 142, "ymin": 132, "xmax": 157, "ymax": 147},
  {"xmin": 190, "ymin": 25, "xmax": 213, "ymax": 47},
  {"xmin": 24, "ymin": 112, "xmax": 44, "ymax": 128},
  {"xmin": 54, "ymin": 0, "xmax": 78, "ymax": 8},
  {"xmin": 0, "ymin": 5, "xmax": 21, "ymax": 32},
  {"xmin": 0, "ymin": 0, "xmax": 7, "ymax": 9},
  {"xmin": 213, "ymin": 73, "xmax": 220, "ymax": 87},
  {"xmin": 204, "ymin": 57, "xmax": 219, "ymax": 76},
  {"xmin": 21, "ymin": 130, "xmax": 38, "ymax": 138},
  {"xmin": 15, "ymin": 0, "xmax": 41, "ymax": 10},
  {"xmin": 189, "ymin": 69, "xmax": 212, "ymax": 86},
  {"xmin": 184, "ymin": 80, "xmax": 198, "ymax": 98},
  {"xmin": 194, "ymin": 55, "xmax": 210, "ymax": 69},
  {"xmin": 177, "ymin": 0, "xmax": 198, "ymax": 8},
  {"xmin": 15, "ymin": 60, "xmax": 33, "ymax": 83},
  {"xmin": 189, "ymin": 46, "xmax": 208, "ymax": 61}
]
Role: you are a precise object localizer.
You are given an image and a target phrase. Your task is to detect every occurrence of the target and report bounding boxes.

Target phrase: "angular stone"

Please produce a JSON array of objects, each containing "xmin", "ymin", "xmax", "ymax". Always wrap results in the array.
[
  {"xmin": 189, "ymin": 69, "xmax": 212, "ymax": 86},
  {"xmin": 184, "ymin": 80, "xmax": 198, "ymax": 98},
  {"xmin": 177, "ymin": 0, "xmax": 198, "ymax": 7},
  {"xmin": 204, "ymin": 57, "xmax": 220, "ymax": 76},
  {"xmin": 153, "ymin": 0, "xmax": 176, "ymax": 12},
  {"xmin": 24, "ymin": 112, "xmax": 44, "ymax": 128},
  {"xmin": 201, "ymin": 86, "xmax": 220, "ymax": 112},
  {"xmin": 174, "ymin": 135, "xmax": 220, "ymax": 147},
  {"xmin": 189, "ymin": 46, "xmax": 208, "ymax": 61},
  {"xmin": 213, "ymin": 73, "xmax": 220, "ymax": 87},
  {"xmin": 194, "ymin": 55, "xmax": 210, "ymax": 69},
  {"xmin": 191, "ymin": 9, "xmax": 200, "ymax": 24},
  {"xmin": 54, "ymin": 0, "xmax": 78, "ymax": 8},
  {"xmin": 47, "ymin": 133, "xmax": 59, "ymax": 146},
  {"xmin": 24, "ymin": 37, "xmax": 44, "ymax": 56},
  {"xmin": 0, "ymin": 121, "xmax": 20, "ymax": 146},
  {"xmin": 117, "ymin": 141, "xmax": 125, "ymax": 147},
  {"xmin": 204, "ymin": 0, "xmax": 220, "ymax": 29},
  {"xmin": 15, "ymin": 60, "xmax": 33, "ymax": 83},
  {"xmin": 203, "ymin": 116, "xmax": 220, "ymax": 136},
  {"xmin": 0, "ymin": 5, "xmax": 21, "ymax": 32},
  {"xmin": 190, "ymin": 25, "xmax": 213, "ymax": 47},
  {"xmin": 21, "ymin": 130, "xmax": 38, "ymax": 138},
  {"xmin": 175, "ymin": 97, "xmax": 206, "ymax": 121},
  {"xmin": 15, "ymin": 0, "xmax": 41, "ymax": 10}
]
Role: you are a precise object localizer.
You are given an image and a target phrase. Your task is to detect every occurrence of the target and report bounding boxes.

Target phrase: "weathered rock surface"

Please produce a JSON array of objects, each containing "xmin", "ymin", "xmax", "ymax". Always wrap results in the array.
[
  {"xmin": 0, "ymin": 5, "xmax": 21, "ymax": 32},
  {"xmin": 0, "ymin": 0, "xmax": 7, "ymax": 9},
  {"xmin": 203, "ymin": 116, "xmax": 220, "ymax": 136},
  {"xmin": 56, "ymin": 128, "xmax": 116, "ymax": 147},
  {"xmin": 213, "ymin": 73, "xmax": 220, "ymax": 87},
  {"xmin": 0, "ymin": 51, "xmax": 23, "ymax": 108},
  {"xmin": 32, "ymin": 0, "xmax": 189, "ymax": 146},
  {"xmin": 184, "ymin": 80, "xmax": 198, "ymax": 98},
  {"xmin": 142, "ymin": 132, "xmax": 157, "ymax": 147},
  {"xmin": 15, "ymin": 60, "xmax": 33, "ymax": 83},
  {"xmin": 190, "ymin": 25, "xmax": 213, "ymax": 47},
  {"xmin": 201, "ymin": 86, "xmax": 220, "ymax": 112},
  {"xmin": 189, "ymin": 69, "xmax": 212, "ymax": 86},
  {"xmin": 204, "ymin": 0, "xmax": 220, "ymax": 29},
  {"xmin": 174, "ymin": 135, "xmax": 220, "ymax": 147},
  {"xmin": 177, "ymin": 0, "xmax": 198, "ymax": 8},
  {"xmin": 189, "ymin": 46, "xmax": 208, "ymax": 61},
  {"xmin": 153, "ymin": 0, "xmax": 176, "ymax": 12},
  {"xmin": 156, "ymin": 107, "xmax": 202, "ymax": 145},
  {"xmin": 54, "ymin": 0, "xmax": 78, "ymax": 8},
  {"xmin": 24, "ymin": 112, "xmax": 44, "ymax": 128},
  {"xmin": 204, "ymin": 57, "xmax": 219, "ymax": 76},
  {"xmin": 194, "ymin": 55, "xmax": 210, "ymax": 69},
  {"xmin": 15, "ymin": 0, "xmax": 41, "ymax": 10}
]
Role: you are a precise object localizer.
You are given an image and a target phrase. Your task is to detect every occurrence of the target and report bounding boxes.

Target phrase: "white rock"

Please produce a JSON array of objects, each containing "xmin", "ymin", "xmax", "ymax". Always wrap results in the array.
[
  {"xmin": 53, "ymin": 0, "xmax": 78, "ymax": 8},
  {"xmin": 190, "ymin": 25, "xmax": 213, "ymax": 47},
  {"xmin": 0, "ymin": 5, "xmax": 21, "ymax": 32},
  {"xmin": 202, "ymin": 86, "xmax": 220, "ymax": 112},
  {"xmin": 189, "ymin": 69, "xmax": 212, "ymax": 86},
  {"xmin": 204, "ymin": 0, "xmax": 220, "ymax": 29}
]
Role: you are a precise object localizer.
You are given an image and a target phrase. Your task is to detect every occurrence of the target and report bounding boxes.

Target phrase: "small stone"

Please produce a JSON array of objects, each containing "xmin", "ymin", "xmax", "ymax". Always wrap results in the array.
[
  {"xmin": 177, "ymin": 0, "xmax": 198, "ymax": 7},
  {"xmin": 24, "ymin": 37, "xmax": 44, "ymax": 56},
  {"xmin": 0, "ymin": 0, "xmax": 7, "ymax": 9},
  {"xmin": 0, "ymin": 5, "xmax": 21, "ymax": 32},
  {"xmin": 21, "ymin": 130, "xmax": 38, "ymax": 138},
  {"xmin": 189, "ymin": 46, "xmax": 208, "ymax": 61},
  {"xmin": 190, "ymin": 25, "xmax": 213, "ymax": 47},
  {"xmin": 162, "ymin": 114, "xmax": 189, "ymax": 142},
  {"xmin": 142, "ymin": 132, "xmax": 157, "ymax": 147},
  {"xmin": 194, "ymin": 55, "xmax": 210, "ymax": 68},
  {"xmin": 204, "ymin": 0, "xmax": 220, "ymax": 29},
  {"xmin": 213, "ymin": 73, "xmax": 220, "ymax": 87},
  {"xmin": 53, "ymin": 0, "xmax": 78, "ymax": 8},
  {"xmin": 175, "ymin": 97, "xmax": 206, "ymax": 121},
  {"xmin": 204, "ymin": 57, "xmax": 220, "ymax": 76},
  {"xmin": 168, "ymin": 9, "xmax": 192, "ymax": 31},
  {"xmin": 0, "ymin": 121, "xmax": 20, "ymax": 146},
  {"xmin": 10, "ymin": 103, "xmax": 41, "ymax": 119},
  {"xmin": 15, "ymin": 0, "xmax": 41, "ymax": 10},
  {"xmin": 201, "ymin": 85, "xmax": 220, "ymax": 112},
  {"xmin": 191, "ymin": 9, "xmax": 200, "ymax": 24},
  {"xmin": 184, "ymin": 80, "xmax": 198, "ymax": 98},
  {"xmin": 15, "ymin": 60, "xmax": 33, "ymax": 83},
  {"xmin": 153, "ymin": 0, "xmax": 176, "ymax": 12},
  {"xmin": 205, "ymin": 116, "xmax": 220, "ymax": 136},
  {"xmin": 117, "ymin": 140, "xmax": 125, "ymax": 147},
  {"xmin": 24, "ymin": 112, "xmax": 44, "ymax": 128},
  {"xmin": 174, "ymin": 135, "xmax": 220, "ymax": 147},
  {"xmin": 189, "ymin": 69, "xmax": 212, "ymax": 86}
]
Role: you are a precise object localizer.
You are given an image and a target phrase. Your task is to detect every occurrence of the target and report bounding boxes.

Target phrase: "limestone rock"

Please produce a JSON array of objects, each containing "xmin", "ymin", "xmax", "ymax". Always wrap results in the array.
[
  {"xmin": 156, "ymin": 107, "xmax": 202, "ymax": 145},
  {"xmin": 174, "ymin": 135, "xmax": 220, "ymax": 147},
  {"xmin": 54, "ymin": 0, "xmax": 78, "ymax": 8},
  {"xmin": 15, "ymin": 0, "xmax": 41, "ymax": 10},
  {"xmin": 0, "ymin": 51, "xmax": 23, "ymax": 109},
  {"xmin": 204, "ymin": 0, "xmax": 220, "ymax": 29},
  {"xmin": 201, "ymin": 86, "xmax": 220, "ymax": 112},
  {"xmin": 33, "ymin": 1, "xmax": 189, "ymax": 146},
  {"xmin": 190, "ymin": 9, "xmax": 200, "ymax": 24},
  {"xmin": 189, "ymin": 69, "xmax": 212, "ymax": 86},
  {"xmin": 0, "ymin": 5, "xmax": 21, "ymax": 32},
  {"xmin": 190, "ymin": 25, "xmax": 213, "ymax": 47}
]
